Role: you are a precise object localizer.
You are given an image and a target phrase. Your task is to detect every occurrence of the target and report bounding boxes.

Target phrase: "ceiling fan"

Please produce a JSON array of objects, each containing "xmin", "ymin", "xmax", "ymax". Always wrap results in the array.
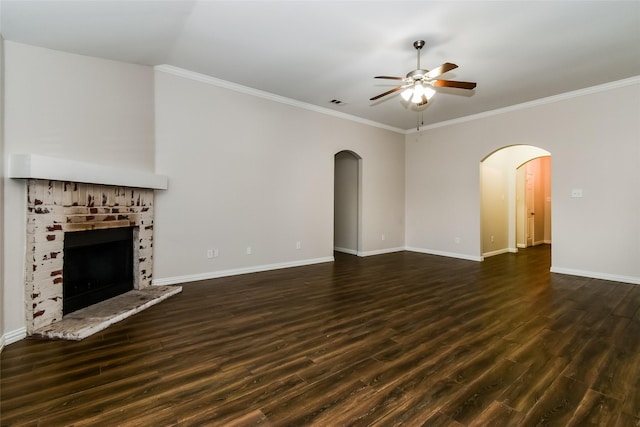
[{"xmin": 370, "ymin": 40, "xmax": 477, "ymax": 107}]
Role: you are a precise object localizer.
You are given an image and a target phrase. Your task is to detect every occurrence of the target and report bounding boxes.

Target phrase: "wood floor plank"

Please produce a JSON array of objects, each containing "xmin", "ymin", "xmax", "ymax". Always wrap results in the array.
[
  {"xmin": 468, "ymin": 400, "xmax": 525, "ymax": 426},
  {"xmin": 621, "ymin": 383, "xmax": 640, "ymax": 419},
  {"xmin": 519, "ymin": 375, "xmax": 590, "ymax": 426},
  {"xmin": 374, "ymin": 378, "xmax": 463, "ymax": 426},
  {"xmin": 566, "ymin": 388, "xmax": 624, "ymax": 426},
  {"xmin": 499, "ymin": 356, "xmax": 570, "ymax": 413},
  {"xmin": 561, "ymin": 336, "xmax": 612, "ymax": 387},
  {"xmin": 420, "ymin": 411, "xmax": 466, "ymax": 426},
  {"xmin": 306, "ymin": 381, "xmax": 405, "ymax": 426},
  {"xmin": 174, "ymin": 375, "xmax": 306, "ymax": 425},
  {"xmin": 3, "ymin": 245, "xmax": 640, "ymax": 426},
  {"xmin": 591, "ymin": 346, "xmax": 637, "ymax": 402},
  {"xmin": 593, "ymin": 314, "xmax": 632, "ymax": 345},
  {"xmin": 2, "ymin": 371, "xmax": 160, "ymax": 426},
  {"xmin": 441, "ymin": 358, "xmax": 528, "ymax": 424}
]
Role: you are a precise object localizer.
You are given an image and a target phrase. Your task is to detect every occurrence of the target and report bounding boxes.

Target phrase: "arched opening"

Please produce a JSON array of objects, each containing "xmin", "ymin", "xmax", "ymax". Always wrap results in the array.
[
  {"xmin": 480, "ymin": 145, "xmax": 551, "ymax": 257},
  {"xmin": 334, "ymin": 150, "xmax": 361, "ymax": 255}
]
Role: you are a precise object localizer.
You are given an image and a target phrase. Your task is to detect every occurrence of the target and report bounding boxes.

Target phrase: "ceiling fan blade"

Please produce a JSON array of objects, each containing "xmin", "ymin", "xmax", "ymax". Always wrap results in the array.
[
  {"xmin": 374, "ymin": 76, "xmax": 405, "ymax": 80},
  {"xmin": 370, "ymin": 86, "xmax": 404, "ymax": 101},
  {"xmin": 432, "ymin": 79, "xmax": 477, "ymax": 90},
  {"xmin": 425, "ymin": 63, "xmax": 458, "ymax": 80}
]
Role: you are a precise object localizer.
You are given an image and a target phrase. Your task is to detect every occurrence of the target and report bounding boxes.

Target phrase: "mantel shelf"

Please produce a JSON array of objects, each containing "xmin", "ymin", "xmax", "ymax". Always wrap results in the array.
[{"xmin": 8, "ymin": 154, "xmax": 168, "ymax": 190}]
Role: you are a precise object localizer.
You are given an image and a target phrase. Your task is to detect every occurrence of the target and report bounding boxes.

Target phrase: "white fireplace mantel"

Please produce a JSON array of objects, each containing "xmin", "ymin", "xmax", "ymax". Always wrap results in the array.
[{"xmin": 8, "ymin": 154, "xmax": 168, "ymax": 190}]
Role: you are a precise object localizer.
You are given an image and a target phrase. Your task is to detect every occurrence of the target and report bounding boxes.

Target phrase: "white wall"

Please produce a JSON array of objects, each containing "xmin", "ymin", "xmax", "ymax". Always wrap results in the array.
[
  {"xmin": 153, "ymin": 69, "xmax": 405, "ymax": 284},
  {"xmin": 334, "ymin": 151, "xmax": 359, "ymax": 254},
  {"xmin": 480, "ymin": 149, "xmax": 509, "ymax": 255},
  {"xmin": 406, "ymin": 80, "xmax": 640, "ymax": 283},
  {"xmin": 0, "ymin": 35, "xmax": 5, "ymax": 349},
  {"xmin": 2, "ymin": 42, "xmax": 155, "ymax": 336}
]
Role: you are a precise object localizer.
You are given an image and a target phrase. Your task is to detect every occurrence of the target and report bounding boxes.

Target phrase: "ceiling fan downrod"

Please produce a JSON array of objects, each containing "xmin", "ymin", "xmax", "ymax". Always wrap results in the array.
[{"xmin": 413, "ymin": 40, "xmax": 425, "ymax": 70}]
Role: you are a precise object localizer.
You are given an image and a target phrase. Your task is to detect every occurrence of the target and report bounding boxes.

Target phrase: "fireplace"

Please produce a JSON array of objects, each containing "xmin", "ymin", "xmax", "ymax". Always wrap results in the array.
[
  {"xmin": 63, "ymin": 227, "xmax": 135, "ymax": 314},
  {"xmin": 24, "ymin": 179, "xmax": 155, "ymax": 334}
]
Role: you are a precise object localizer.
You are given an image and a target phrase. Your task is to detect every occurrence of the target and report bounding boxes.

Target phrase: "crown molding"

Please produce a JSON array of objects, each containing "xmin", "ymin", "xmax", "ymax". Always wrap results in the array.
[
  {"xmin": 154, "ymin": 65, "xmax": 405, "ymax": 134},
  {"xmin": 155, "ymin": 66, "xmax": 638, "ymax": 135},
  {"xmin": 409, "ymin": 75, "xmax": 640, "ymax": 133}
]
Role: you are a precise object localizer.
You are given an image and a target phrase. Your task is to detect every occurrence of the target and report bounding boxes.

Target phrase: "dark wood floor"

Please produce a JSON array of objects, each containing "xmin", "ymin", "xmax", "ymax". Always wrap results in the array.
[{"xmin": 2, "ymin": 245, "xmax": 639, "ymax": 426}]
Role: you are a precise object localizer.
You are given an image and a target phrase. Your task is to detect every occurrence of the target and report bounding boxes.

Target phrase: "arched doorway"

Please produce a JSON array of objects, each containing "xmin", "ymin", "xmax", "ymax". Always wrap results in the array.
[
  {"xmin": 334, "ymin": 150, "xmax": 361, "ymax": 255},
  {"xmin": 480, "ymin": 145, "xmax": 551, "ymax": 257}
]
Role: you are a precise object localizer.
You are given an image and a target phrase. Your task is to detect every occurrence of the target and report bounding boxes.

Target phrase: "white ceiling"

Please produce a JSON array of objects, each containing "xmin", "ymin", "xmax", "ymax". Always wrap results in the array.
[{"xmin": 1, "ymin": 1, "xmax": 639, "ymax": 131}]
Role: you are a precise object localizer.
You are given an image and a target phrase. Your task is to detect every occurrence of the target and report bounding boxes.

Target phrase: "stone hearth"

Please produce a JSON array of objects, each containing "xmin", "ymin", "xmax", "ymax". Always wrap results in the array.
[{"xmin": 33, "ymin": 285, "xmax": 181, "ymax": 340}]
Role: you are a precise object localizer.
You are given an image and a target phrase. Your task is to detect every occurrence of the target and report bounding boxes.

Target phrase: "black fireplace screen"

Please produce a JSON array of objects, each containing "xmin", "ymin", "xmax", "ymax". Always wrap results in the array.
[{"xmin": 63, "ymin": 227, "xmax": 134, "ymax": 315}]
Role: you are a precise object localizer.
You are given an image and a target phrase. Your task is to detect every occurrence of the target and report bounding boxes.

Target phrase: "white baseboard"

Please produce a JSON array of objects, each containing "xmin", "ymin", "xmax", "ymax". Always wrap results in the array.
[
  {"xmin": 334, "ymin": 247, "xmax": 358, "ymax": 255},
  {"xmin": 550, "ymin": 266, "xmax": 640, "ymax": 285},
  {"xmin": 153, "ymin": 256, "xmax": 334, "ymax": 286},
  {"xmin": 358, "ymin": 247, "xmax": 405, "ymax": 257},
  {"xmin": 335, "ymin": 247, "xmax": 405, "ymax": 257},
  {"xmin": 405, "ymin": 246, "xmax": 483, "ymax": 262},
  {"xmin": 518, "ymin": 242, "xmax": 551, "ymax": 249},
  {"xmin": 482, "ymin": 248, "xmax": 513, "ymax": 258},
  {"xmin": 2, "ymin": 327, "xmax": 27, "ymax": 348}
]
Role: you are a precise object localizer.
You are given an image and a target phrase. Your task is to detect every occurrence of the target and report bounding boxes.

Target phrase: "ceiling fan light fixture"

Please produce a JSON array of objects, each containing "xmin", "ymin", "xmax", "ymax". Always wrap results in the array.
[
  {"xmin": 411, "ymin": 88, "xmax": 423, "ymax": 104},
  {"xmin": 423, "ymin": 85, "xmax": 436, "ymax": 101},
  {"xmin": 404, "ymin": 83, "xmax": 436, "ymax": 104},
  {"xmin": 414, "ymin": 84, "xmax": 425, "ymax": 97},
  {"xmin": 401, "ymin": 87, "xmax": 413, "ymax": 101}
]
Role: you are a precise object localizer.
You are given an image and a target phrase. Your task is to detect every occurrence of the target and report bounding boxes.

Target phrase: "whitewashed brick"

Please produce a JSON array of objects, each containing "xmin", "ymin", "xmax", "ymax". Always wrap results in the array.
[{"xmin": 24, "ymin": 179, "xmax": 155, "ymax": 334}]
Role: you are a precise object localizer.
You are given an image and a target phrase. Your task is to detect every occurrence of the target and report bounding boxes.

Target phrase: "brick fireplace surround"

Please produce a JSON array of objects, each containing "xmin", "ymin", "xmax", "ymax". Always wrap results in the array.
[{"xmin": 25, "ymin": 179, "xmax": 155, "ymax": 334}]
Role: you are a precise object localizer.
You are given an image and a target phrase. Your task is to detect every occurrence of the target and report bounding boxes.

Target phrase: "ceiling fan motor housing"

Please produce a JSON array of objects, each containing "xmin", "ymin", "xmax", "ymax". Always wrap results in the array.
[{"xmin": 407, "ymin": 69, "xmax": 429, "ymax": 80}]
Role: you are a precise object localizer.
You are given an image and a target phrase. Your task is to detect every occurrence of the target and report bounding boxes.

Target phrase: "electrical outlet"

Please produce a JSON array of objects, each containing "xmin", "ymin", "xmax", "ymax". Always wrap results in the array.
[
  {"xmin": 296, "ymin": 241, "xmax": 301, "ymax": 249},
  {"xmin": 491, "ymin": 235, "xmax": 495, "ymax": 243},
  {"xmin": 454, "ymin": 237, "xmax": 461, "ymax": 244},
  {"xmin": 214, "ymin": 248, "xmax": 219, "ymax": 257},
  {"xmin": 246, "ymin": 246, "xmax": 252, "ymax": 255},
  {"xmin": 207, "ymin": 249, "xmax": 214, "ymax": 259},
  {"xmin": 381, "ymin": 234, "xmax": 385, "ymax": 241}
]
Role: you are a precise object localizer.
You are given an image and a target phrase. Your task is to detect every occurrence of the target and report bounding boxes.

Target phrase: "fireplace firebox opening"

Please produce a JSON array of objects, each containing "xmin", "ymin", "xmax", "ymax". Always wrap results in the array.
[{"xmin": 63, "ymin": 227, "xmax": 135, "ymax": 315}]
